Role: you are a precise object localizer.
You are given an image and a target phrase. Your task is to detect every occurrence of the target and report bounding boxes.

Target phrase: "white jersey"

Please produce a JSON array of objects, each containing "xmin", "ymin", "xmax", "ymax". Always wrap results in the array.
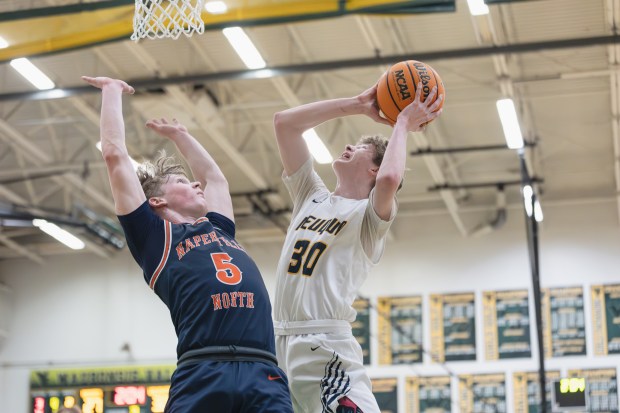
[{"xmin": 274, "ymin": 159, "xmax": 396, "ymax": 327}]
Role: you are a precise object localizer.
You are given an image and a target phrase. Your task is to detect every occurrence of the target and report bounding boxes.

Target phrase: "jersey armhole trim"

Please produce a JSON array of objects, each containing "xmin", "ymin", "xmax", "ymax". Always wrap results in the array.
[{"xmin": 149, "ymin": 220, "xmax": 172, "ymax": 290}]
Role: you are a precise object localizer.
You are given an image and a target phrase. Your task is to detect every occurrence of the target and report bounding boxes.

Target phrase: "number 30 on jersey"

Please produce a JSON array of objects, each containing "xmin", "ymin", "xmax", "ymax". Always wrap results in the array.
[{"xmin": 287, "ymin": 240, "xmax": 328, "ymax": 277}]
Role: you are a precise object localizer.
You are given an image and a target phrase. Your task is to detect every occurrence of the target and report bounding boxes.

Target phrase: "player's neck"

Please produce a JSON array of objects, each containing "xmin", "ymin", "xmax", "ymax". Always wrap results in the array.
[
  {"xmin": 333, "ymin": 179, "xmax": 372, "ymax": 200},
  {"xmin": 156, "ymin": 208, "xmax": 200, "ymax": 224}
]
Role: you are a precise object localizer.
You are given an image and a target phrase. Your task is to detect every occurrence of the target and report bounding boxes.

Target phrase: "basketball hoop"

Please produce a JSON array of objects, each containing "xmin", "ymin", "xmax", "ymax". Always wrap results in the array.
[{"xmin": 131, "ymin": 0, "xmax": 206, "ymax": 41}]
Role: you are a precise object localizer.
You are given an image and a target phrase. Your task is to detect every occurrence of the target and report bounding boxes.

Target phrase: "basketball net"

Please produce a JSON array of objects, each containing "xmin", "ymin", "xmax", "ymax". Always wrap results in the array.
[{"xmin": 131, "ymin": 0, "xmax": 206, "ymax": 41}]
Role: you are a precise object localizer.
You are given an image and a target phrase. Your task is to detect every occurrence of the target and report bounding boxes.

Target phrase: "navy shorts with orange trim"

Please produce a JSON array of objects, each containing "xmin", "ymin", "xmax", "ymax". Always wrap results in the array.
[{"xmin": 165, "ymin": 360, "xmax": 293, "ymax": 413}]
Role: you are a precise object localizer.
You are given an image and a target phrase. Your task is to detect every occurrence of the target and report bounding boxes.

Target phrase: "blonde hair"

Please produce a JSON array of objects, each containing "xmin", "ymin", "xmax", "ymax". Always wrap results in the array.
[
  {"xmin": 357, "ymin": 135, "xmax": 389, "ymax": 166},
  {"xmin": 357, "ymin": 135, "xmax": 403, "ymax": 191},
  {"xmin": 136, "ymin": 151, "xmax": 187, "ymax": 199}
]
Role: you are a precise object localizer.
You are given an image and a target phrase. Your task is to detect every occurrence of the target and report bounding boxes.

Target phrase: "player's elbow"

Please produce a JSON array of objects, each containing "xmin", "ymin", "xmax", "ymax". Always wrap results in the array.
[
  {"xmin": 100, "ymin": 141, "xmax": 128, "ymax": 166},
  {"xmin": 273, "ymin": 111, "xmax": 300, "ymax": 136},
  {"xmin": 375, "ymin": 173, "xmax": 402, "ymax": 193},
  {"xmin": 273, "ymin": 111, "xmax": 287, "ymax": 132}
]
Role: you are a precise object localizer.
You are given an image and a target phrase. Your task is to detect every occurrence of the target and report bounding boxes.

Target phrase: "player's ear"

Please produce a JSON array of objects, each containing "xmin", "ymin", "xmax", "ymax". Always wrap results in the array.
[
  {"xmin": 149, "ymin": 197, "xmax": 167, "ymax": 209},
  {"xmin": 368, "ymin": 166, "xmax": 379, "ymax": 177}
]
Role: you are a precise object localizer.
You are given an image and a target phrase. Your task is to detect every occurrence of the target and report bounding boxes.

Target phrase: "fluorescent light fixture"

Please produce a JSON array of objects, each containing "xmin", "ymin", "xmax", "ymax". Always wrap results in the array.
[
  {"xmin": 33, "ymin": 219, "xmax": 85, "ymax": 250},
  {"xmin": 205, "ymin": 1, "xmax": 227, "ymax": 14},
  {"xmin": 222, "ymin": 27, "xmax": 266, "ymax": 69},
  {"xmin": 0, "ymin": 36, "xmax": 8, "ymax": 49},
  {"xmin": 522, "ymin": 185, "xmax": 543, "ymax": 221},
  {"xmin": 254, "ymin": 69, "xmax": 274, "ymax": 79},
  {"xmin": 302, "ymin": 129, "xmax": 333, "ymax": 164},
  {"xmin": 522, "ymin": 185, "xmax": 533, "ymax": 217},
  {"xmin": 10, "ymin": 58, "xmax": 55, "ymax": 90},
  {"xmin": 467, "ymin": 0, "xmax": 489, "ymax": 16},
  {"xmin": 533, "ymin": 199, "xmax": 543, "ymax": 222},
  {"xmin": 96, "ymin": 141, "xmax": 140, "ymax": 170},
  {"xmin": 496, "ymin": 98, "xmax": 524, "ymax": 149}
]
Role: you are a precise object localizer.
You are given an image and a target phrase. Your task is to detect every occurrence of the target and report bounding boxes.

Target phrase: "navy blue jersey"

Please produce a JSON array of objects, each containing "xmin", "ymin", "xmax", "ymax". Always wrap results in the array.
[{"xmin": 118, "ymin": 201, "xmax": 275, "ymax": 358}]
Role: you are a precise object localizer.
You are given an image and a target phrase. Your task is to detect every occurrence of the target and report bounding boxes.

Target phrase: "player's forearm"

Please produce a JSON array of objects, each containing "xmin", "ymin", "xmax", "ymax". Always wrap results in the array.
[
  {"xmin": 274, "ymin": 96, "xmax": 363, "ymax": 133},
  {"xmin": 99, "ymin": 85, "xmax": 129, "ymax": 157},
  {"xmin": 170, "ymin": 131, "xmax": 227, "ymax": 185},
  {"xmin": 377, "ymin": 121, "xmax": 408, "ymax": 186}
]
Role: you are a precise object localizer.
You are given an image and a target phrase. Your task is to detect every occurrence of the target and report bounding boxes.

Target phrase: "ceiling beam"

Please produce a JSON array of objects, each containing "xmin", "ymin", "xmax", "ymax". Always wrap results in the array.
[
  {"xmin": 1, "ymin": 34, "xmax": 619, "ymax": 102},
  {"xmin": 0, "ymin": 119, "xmax": 116, "ymax": 213}
]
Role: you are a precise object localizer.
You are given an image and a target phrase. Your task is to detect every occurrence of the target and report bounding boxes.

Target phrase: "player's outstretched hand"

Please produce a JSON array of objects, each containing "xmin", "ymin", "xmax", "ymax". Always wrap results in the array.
[
  {"xmin": 397, "ymin": 82, "xmax": 443, "ymax": 132},
  {"xmin": 145, "ymin": 118, "xmax": 189, "ymax": 139},
  {"xmin": 356, "ymin": 83, "xmax": 392, "ymax": 126},
  {"xmin": 81, "ymin": 76, "xmax": 134, "ymax": 94}
]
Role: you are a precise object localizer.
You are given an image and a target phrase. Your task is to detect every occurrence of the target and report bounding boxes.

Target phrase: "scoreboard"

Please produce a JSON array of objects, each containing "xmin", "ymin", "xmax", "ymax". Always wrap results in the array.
[{"xmin": 30, "ymin": 365, "xmax": 174, "ymax": 413}]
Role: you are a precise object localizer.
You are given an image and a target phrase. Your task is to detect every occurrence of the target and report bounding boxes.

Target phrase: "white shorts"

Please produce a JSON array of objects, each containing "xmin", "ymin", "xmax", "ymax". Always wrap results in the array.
[{"xmin": 276, "ymin": 323, "xmax": 380, "ymax": 413}]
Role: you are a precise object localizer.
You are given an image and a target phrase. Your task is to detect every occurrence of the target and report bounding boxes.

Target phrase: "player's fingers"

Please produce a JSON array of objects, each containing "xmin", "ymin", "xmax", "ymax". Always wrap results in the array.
[
  {"xmin": 425, "ymin": 86, "xmax": 438, "ymax": 107},
  {"xmin": 414, "ymin": 81, "xmax": 423, "ymax": 102},
  {"xmin": 428, "ymin": 94, "xmax": 444, "ymax": 112},
  {"xmin": 81, "ymin": 76, "xmax": 98, "ymax": 87},
  {"xmin": 427, "ymin": 108, "xmax": 443, "ymax": 122}
]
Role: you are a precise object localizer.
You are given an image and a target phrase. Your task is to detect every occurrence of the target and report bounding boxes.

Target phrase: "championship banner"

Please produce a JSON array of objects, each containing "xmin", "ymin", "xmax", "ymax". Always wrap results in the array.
[
  {"xmin": 430, "ymin": 292, "xmax": 476, "ymax": 362},
  {"xmin": 371, "ymin": 377, "xmax": 398, "ymax": 413},
  {"xmin": 541, "ymin": 286, "xmax": 587, "ymax": 357},
  {"xmin": 352, "ymin": 297, "xmax": 372, "ymax": 365},
  {"xmin": 483, "ymin": 289, "xmax": 531, "ymax": 360},
  {"xmin": 30, "ymin": 365, "xmax": 175, "ymax": 413},
  {"xmin": 459, "ymin": 374, "xmax": 506, "ymax": 413},
  {"xmin": 567, "ymin": 368, "xmax": 619, "ymax": 413},
  {"xmin": 591, "ymin": 284, "xmax": 620, "ymax": 355},
  {"xmin": 377, "ymin": 295, "xmax": 423, "ymax": 365},
  {"xmin": 405, "ymin": 376, "xmax": 451, "ymax": 413},
  {"xmin": 513, "ymin": 371, "xmax": 561, "ymax": 413}
]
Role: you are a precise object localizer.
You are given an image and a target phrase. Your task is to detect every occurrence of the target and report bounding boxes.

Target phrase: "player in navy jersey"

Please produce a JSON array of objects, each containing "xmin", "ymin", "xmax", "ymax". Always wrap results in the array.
[{"xmin": 82, "ymin": 76, "xmax": 293, "ymax": 413}]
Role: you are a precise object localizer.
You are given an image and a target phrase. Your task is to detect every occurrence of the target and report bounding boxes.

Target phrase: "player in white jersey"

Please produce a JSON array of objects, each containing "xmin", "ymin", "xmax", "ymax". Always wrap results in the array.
[{"xmin": 272, "ymin": 81, "xmax": 443, "ymax": 413}]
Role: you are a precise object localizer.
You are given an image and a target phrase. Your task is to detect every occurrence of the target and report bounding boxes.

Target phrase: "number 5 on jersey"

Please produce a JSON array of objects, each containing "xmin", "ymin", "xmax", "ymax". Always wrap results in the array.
[
  {"xmin": 288, "ymin": 240, "xmax": 328, "ymax": 277},
  {"xmin": 211, "ymin": 252, "xmax": 243, "ymax": 285}
]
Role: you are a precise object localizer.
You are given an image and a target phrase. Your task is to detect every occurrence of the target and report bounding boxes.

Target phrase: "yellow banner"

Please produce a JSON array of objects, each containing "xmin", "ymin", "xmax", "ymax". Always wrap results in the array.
[
  {"xmin": 483, "ymin": 291, "xmax": 499, "ymax": 360},
  {"xmin": 459, "ymin": 374, "xmax": 505, "ymax": 413},
  {"xmin": 377, "ymin": 295, "xmax": 423, "ymax": 365},
  {"xmin": 512, "ymin": 371, "xmax": 560, "ymax": 413},
  {"xmin": 0, "ymin": 0, "xmax": 452, "ymax": 63},
  {"xmin": 406, "ymin": 376, "xmax": 451, "ymax": 413}
]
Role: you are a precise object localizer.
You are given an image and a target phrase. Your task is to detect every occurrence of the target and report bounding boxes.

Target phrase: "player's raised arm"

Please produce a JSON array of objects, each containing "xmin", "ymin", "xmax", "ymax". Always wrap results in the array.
[
  {"xmin": 372, "ymin": 83, "xmax": 443, "ymax": 220},
  {"xmin": 273, "ymin": 84, "xmax": 390, "ymax": 177},
  {"xmin": 81, "ymin": 76, "xmax": 145, "ymax": 215},
  {"xmin": 145, "ymin": 118, "xmax": 233, "ymax": 221}
]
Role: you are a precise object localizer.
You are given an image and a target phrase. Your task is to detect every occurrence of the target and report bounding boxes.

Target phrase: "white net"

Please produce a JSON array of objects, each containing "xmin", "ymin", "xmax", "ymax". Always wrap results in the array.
[{"xmin": 131, "ymin": 0, "xmax": 206, "ymax": 41}]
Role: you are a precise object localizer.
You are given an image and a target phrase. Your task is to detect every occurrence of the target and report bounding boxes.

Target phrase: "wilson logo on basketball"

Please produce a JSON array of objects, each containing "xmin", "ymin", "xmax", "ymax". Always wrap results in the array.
[
  {"xmin": 394, "ymin": 70, "xmax": 411, "ymax": 100},
  {"xmin": 412, "ymin": 62, "xmax": 432, "ymax": 100}
]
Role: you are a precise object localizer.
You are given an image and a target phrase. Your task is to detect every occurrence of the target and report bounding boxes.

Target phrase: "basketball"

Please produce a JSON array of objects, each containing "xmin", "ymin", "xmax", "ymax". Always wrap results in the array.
[{"xmin": 376, "ymin": 60, "xmax": 445, "ymax": 124}]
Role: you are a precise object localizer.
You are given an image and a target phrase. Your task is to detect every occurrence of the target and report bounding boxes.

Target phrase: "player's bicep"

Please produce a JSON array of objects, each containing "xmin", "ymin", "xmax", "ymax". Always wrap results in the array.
[
  {"xmin": 106, "ymin": 156, "xmax": 146, "ymax": 215},
  {"xmin": 370, "ymin": 182, "xmax": 397, "ymax": 221},
  {"xmin": 361, "ymin": 197, "xmax": 395, "ymax": 263}
]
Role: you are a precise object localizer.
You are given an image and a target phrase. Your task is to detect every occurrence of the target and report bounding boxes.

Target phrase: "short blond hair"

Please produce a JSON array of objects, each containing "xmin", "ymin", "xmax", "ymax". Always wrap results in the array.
[
  {"xmin": 136, "ymin": 151, "xmax": 187, "ymax": 199},
  {"xmin": 357, "ymin": 135, "xmax": 403, "ymax": 191},
  {"xmin": 357, "ymin": 135, "xmax": 388, "ymax": 166}
]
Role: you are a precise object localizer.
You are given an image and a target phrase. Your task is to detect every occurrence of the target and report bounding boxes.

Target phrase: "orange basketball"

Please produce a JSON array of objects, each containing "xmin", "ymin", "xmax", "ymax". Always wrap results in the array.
[{"xmin": 376, "ymin": 60, "xmax": 445, "ymax": 125}]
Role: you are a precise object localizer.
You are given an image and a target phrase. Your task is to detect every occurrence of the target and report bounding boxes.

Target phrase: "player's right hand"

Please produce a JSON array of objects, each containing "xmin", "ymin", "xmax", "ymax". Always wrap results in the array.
[
  {"xmin": 397, "ymin": 82, "xmax": 443, "ymax": 132},
  {"xmin": 356, "ymin": 83, "xmax": 392, "ymax": 126},
  {"xmin": 81, "ymin": 76, "xmax": 134, "ymax": 94},
  {"xmin": 145, "ymin": 118, "xmax": 189, "ymax": 139}
]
